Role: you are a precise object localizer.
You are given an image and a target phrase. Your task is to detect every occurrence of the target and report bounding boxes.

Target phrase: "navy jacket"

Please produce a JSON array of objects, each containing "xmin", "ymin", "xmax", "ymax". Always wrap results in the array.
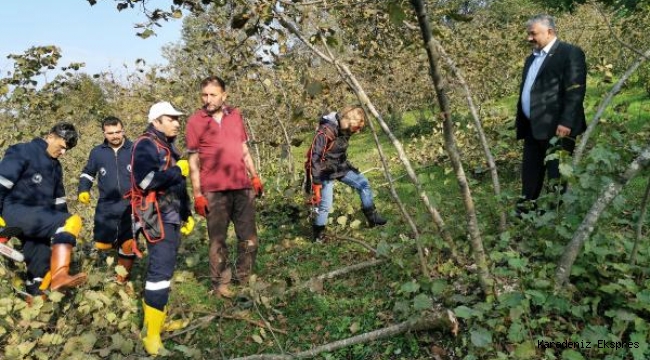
[
  {"xmin": 0, "ymin": 138, "xmax": 67, "ymax": 216},
  {"xmin": 131, "ymin": 125, "xmax": 191, "ymax": 224},
  {"xmin": 78, "ymin": 139, "xmax": 133, "ymax": 203}
]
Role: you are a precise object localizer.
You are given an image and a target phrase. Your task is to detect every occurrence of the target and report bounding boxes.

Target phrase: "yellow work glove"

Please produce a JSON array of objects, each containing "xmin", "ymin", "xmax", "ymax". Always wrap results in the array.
[
  {"xmin": 78, "ymin": 191, "xmax": 91, "ymax": 204},
  {"xmin": 180, "ymin": 216, "xmax": 195, "ymax": 236},
  {"xmin": 0, "ymin": 216, "xmax": 5, "ymax": 227},
  {"xmin": 176, "ymin": 159, "xmax": 190, "ymax": 177}
]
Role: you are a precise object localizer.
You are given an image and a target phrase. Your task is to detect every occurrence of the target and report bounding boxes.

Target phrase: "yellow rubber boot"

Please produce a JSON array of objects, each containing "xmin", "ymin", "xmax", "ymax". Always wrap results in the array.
[{"xmin": 142, "ymin": 302, "xmax": 166, "ymax": 355}]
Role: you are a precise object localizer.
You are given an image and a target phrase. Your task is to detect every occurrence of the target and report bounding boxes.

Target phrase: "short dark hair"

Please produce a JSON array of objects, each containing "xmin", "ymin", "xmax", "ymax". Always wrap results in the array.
[
  {"xmin": 50, "ymin": 122, "xmax": 78, "ymax": 149},
  {"xmin": 101, "ymin": 116, "xmax": 123, "ymax": 130},
  {"xmin": 200, "ymin": 76, "xmax": 226, "ymax": 91}
]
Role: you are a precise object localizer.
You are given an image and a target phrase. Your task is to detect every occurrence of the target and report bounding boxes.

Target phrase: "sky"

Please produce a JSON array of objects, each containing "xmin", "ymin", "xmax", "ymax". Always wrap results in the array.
[{"xmin": 0, "ymin": 0, "xmax": 183, "ymax": 80}]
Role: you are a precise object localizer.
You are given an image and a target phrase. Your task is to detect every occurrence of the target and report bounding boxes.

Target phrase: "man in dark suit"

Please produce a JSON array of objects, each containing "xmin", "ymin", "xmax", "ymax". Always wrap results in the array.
[{"xmin": 515, "ymin": 14, "xmax": 587, "ymax": 215}]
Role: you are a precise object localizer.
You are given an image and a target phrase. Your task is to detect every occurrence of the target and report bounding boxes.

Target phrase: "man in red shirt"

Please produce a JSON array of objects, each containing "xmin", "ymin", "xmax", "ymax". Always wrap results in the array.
[{"xmin": 186, "ymin": 76, "xmax": 263, "ymax": 298}]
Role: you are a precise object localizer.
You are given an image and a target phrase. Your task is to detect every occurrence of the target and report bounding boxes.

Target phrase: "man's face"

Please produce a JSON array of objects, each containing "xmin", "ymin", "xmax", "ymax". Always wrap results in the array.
[
  {"xmin": 527, "ymin": 22, "xmax": 554, "ymax": 50},
  {"xmin": 103, "ymin": 124, "xmax": 125, "ymax": 148},
  {"xmin": 201, "ymin": 83, "xmax": 227, "ymax": 115},
  {"xmin": 45, "ymin": 134, "xmax": 68, "ymax": 158},
  {"xmin": 153, "ymin": 115, "xmax": 181, "ymax": 138}
]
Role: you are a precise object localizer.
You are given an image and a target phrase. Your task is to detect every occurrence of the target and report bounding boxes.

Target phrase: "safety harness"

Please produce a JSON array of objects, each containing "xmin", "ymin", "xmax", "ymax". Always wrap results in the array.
[{"xmin": 125, "ymin": 133, "xmax": 172, "ymax": 249}]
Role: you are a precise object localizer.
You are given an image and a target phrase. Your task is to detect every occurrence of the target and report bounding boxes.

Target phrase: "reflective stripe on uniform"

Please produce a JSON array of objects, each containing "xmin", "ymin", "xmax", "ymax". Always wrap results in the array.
[
  {"xmin": 80, "ymin": 173, "xmax": 94, "ymax": 182},
  {"xmin": 0, "ymin": 175, "xmax": 14, "ymax": 189},
  {"xmin": 145, "ymin": 280, "xmax": 171, "ymax": 291},
  {"xmin": 139, "ymin": 171, "xmax": 155, "ymax": 190},
  {"xmin": 55, "ymin": 197, "xmax": 66, "ymax": 205}
]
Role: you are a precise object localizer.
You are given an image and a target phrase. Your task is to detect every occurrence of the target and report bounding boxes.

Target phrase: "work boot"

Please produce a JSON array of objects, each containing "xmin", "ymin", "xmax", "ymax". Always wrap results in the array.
[
  {"xmin": 24, "ymin": 274, "xmax": 49, "ymax": 305},
  {"xmin": 362, "ymin": 206, "xmax": 387, "ymax": 228},
  {"xmin": 116, "ymin": 256, "xmax": 135, "ymax": 284},
  {"xmin": 142, "ymin": 302, "xmax": 166, "ymax": 355},
  {"xmin": 50, "ymin": 243, "xmax": 87, "ymax": 291},
  {"xmin": 312, "ymin": 225, "xmax": 326, "ymax": 243}
]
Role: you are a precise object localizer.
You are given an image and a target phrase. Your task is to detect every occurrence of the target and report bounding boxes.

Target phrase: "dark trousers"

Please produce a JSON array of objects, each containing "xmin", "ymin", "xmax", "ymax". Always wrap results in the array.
[
  {"xmin": 144, "ymin": 222, "xmax": 180, "ymax": 311},
  {"xmin": 520, "ymin": 135, "xmax": 576, "ymax": 204},
  {"xmin": 206, "ymin": 189, "xmax": 258, "ymax": 289}
]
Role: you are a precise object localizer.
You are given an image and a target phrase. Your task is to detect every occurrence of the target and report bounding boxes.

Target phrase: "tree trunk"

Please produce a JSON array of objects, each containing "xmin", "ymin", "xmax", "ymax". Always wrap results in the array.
[
  {"xmin": 410, "ymin": 0, "xmax": 493, "ymax": 296},
  {"xmin": 422, "ymin": 26, "xmax": 507, "ymax": 233},
  {"xmin": 229, "ymin": 310, "xmax": 458, "ymax": 360},
  {"xmin": 556, "ymin": 146, "xmax": 650, "ymax": 289},
  {"xmin": 630, "ymin": 176, "xmax": 650, "ymax": 264}
]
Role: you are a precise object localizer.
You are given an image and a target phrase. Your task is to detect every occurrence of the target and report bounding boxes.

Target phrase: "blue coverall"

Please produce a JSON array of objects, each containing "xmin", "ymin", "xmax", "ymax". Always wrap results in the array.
[{"xmin": 78, "ymin": 139, "xmax": 133, "ymax": 248}]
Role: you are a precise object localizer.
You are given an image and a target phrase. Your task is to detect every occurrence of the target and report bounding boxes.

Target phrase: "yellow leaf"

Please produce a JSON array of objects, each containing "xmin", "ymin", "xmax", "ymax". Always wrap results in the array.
[
  {"xmin": 252, "ymin": 334, "xmax": 264, "ymax": 344},
  {"xmin": 349, "ymin": 322, "xmax": 360, "ymax": 333}
]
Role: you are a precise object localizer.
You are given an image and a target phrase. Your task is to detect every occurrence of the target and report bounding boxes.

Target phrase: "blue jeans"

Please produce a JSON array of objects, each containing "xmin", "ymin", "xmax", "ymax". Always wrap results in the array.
[{"xmin": 313, "ymin": 170, "xmax": 374, "ymax": 226}]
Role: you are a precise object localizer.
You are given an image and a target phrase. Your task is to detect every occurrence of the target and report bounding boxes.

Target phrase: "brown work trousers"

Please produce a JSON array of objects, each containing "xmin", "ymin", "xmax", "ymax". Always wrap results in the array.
[{"xmin": 206, "ymin": 189, "xmax": 258, "ymax": 289}]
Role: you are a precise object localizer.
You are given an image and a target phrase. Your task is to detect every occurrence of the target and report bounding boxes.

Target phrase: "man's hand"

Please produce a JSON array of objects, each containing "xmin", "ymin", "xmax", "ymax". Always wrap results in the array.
[
  {"xmin": 78, "ymin": 192, "xmax": 91, "ymax": 204},
  {"xmin": 180, "ymin": 216, "xmax": 195, "ymax": 236},
  {"xmin": 194, "ymin": 195, "xmax": 209, "ymax": 218},
  {"xmin": 311, "ymin": 184, "xmax": 322, "ymax": 205},
  {"xmin": 176, "ymin": 159, "xmax": 190, "ymax": 177},
  {"xmin": 251, "ymin": 176, "xmax": 264, "ymax": 198},
  {"xmin": 556, "ymin": 125, "xmax": 571, "ymax": 138}
]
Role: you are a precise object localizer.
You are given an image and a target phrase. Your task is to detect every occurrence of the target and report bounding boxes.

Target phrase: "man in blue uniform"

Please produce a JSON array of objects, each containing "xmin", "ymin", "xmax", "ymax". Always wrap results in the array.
[
  {"xmin": 0, "ymin": 122, "xmax": 87, "ymax": 297},
  {"xmin": 130, "ymin": 101, "xmax": 194, "ymax": 355},
  {"xmin": 78, "ymin": 116, "xmax": 135, "ymax": 283}
]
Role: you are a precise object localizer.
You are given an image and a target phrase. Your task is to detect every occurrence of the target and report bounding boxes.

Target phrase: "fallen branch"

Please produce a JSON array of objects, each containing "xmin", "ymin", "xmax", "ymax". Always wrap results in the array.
[
  {"xmin": 163, "ymin": 312, "xmax": 288, "ymax": 340},
  {"xmin": 285, "ymin": 259, "xmax": 385, "ymax": 296},
  {"xmin": 230, "ymin": 309, "xmax": 458, "ymax": 360},
  {"xmin": 334, "ymin": 235, "xmax": 378, "ymax": 255}
]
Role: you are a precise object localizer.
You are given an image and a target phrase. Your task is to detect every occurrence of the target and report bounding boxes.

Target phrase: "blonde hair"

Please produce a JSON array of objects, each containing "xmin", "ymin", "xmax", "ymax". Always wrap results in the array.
[{"xmin": 339, "ymin": 106, "xmax": 366, "ymax": 131}]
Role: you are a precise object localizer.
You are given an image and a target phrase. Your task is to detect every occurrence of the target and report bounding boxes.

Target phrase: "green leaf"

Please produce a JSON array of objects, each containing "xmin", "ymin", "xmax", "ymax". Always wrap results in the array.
[
  {"xmin": 630, "ymin": 332, "xmax": 648, "ymax": 360},
  {"xmin": 400, "ymin": 280, "xmax": 420, "ymax": 294},
  {"xmin": 393, "ymin": 300, "xmax": 410, "ymax": 314},
  {"xmin": 387, "ymin": 1, "xmax": 406, "ymax": 25},
  {"xmin": 430, "ymin": 279, "xmax": 448, "ymax": 296},
  {"xmin": 559, "ymin": 163, "xmax": 574, "ymax": 177},
  {"xmin": 513, "ymin": 340, "xmax": 537, "ymax": 358},
  {"xmin": 507, "ymin": 257, "xmax": 528, "ymax": 270},
  {"xmin": 305, "ymin": 81, "xmax": 323, "ymax": 96},
  {"xmin": 561, "ymin": 349, "xmax": 585, "ymax": 360},
  {"xmin": 413, "ymin": 294, "xmax": 433, "ymax": 311},
  {"xmin": 524, "ymin": 289, "xmax": 547, "ymax": 305},
  {"xmin": 454, "ymin": 305, "xmax": 475, "ymax": 319},
  {"xmin": 137, "ymin": 29, "xmax": 155, "ymax": 39},
  {"xmin": 470, "ymin": 327, "xmax": 492, "ymax": 348},
  {"xmin": 508, "ymin": 322, "xmax": 525, "ymax": 343},
  {"xmin": 376, "ymin": 240, "xmax": 390, "ymax": 257}
]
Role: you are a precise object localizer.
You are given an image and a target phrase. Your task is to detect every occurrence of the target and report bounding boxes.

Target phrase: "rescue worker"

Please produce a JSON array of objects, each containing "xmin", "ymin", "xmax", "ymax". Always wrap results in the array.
[
  {"xmin": 131, "ymin": 101, "xmax": 194, "ymax": 356},
  {"xmin": 0, "ymin": 122, "xmax": 87, "ymax": 297},
  {"xmin": 78, "ymin": 116, "xmax": 135, "ymax": 283},
  {"xmin": 306, "ymin": 106, "xmax": 387, "ymax": 242}
]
